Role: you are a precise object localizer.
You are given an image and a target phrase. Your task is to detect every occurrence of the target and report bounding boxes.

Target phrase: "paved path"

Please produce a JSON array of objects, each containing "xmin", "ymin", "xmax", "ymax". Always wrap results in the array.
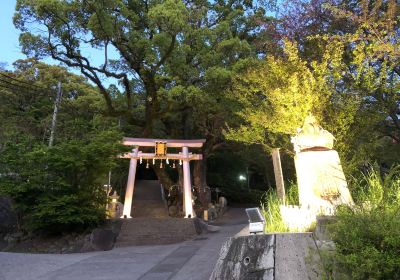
[{"xmin": 0, "ymin": 208, "xmax": 249, "ymax": 280}]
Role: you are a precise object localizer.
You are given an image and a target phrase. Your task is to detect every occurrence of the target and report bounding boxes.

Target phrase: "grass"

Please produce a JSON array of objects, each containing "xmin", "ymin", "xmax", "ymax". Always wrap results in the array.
[{"xmin": 260, "ymin": 181, "xmax": 299, "ymax": 233}]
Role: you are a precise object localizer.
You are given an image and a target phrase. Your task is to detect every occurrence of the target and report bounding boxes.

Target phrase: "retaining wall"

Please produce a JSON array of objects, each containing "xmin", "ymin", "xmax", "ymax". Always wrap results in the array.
[{"xmin": 210, "ymin": 233, "xmax": 323, "ymax": 280}]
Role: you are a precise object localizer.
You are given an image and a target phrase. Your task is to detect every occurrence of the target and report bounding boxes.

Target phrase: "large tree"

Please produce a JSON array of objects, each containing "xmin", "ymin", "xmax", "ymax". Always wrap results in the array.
[
  {"xmin": 14, "ymin": 0, "xmax": 268, "ymax": 131},
  {"xmin": 14, "ymin": 0, "xmax": 271, "ymax": 206}
]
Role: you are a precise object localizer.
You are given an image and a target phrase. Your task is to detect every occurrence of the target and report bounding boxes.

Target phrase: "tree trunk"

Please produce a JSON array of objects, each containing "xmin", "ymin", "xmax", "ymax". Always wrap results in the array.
[
  {"xmin": 193, "ymin": 157, "xmax": 211, "ymax": 210},
  {"xmin": 152, "ymin": 165, "xmax": 174, "ymax": 192}
]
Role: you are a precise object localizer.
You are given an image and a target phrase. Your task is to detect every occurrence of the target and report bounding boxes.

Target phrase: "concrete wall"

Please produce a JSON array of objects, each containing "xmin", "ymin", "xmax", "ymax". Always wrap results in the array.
[{"xmin": 210, "ymin": 233, "xmax": 324, "ymax": 280}]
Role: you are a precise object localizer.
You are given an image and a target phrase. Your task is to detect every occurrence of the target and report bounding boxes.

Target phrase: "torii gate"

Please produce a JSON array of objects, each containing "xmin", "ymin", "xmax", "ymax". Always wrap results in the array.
[{"xmin": 120, "ymin": 137, "xmax": 205, "ymax": 218}]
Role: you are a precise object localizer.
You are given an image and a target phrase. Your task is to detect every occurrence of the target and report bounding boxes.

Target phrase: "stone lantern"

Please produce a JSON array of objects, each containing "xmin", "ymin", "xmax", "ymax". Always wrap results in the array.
[{"xmin": 109, "ymin": 191, "xmax": 120, "ymax": 219}]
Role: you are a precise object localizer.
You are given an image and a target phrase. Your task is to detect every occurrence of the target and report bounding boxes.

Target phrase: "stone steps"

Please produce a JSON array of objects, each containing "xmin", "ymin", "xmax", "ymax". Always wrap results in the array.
[
  {"xmin": 131, "ymin": 200, "xmax": 168, "ymax": 218},
  {"xmin": 130, "ymin": 180, "xmax": 169, "ymax": 218},
  {"xmin": 115, "ymin": 218, "xmax": 198, "ymax": 247}
]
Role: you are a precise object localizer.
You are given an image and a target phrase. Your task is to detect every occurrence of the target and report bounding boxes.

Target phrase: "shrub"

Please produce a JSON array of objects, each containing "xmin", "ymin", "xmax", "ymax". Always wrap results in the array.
[
  {"xmin": 0, "ymin": 130, "xmax": 124, "ymax": 234},
  {"xmin": 329, "ymin": 166, "xmax": 400, "ymax": 279}
]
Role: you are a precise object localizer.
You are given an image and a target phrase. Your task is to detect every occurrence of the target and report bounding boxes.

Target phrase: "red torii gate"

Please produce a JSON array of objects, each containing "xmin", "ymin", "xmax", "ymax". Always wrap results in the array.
[{"xmin": 120, "ymin": 137, "xmax": 206, "ymax": 218}]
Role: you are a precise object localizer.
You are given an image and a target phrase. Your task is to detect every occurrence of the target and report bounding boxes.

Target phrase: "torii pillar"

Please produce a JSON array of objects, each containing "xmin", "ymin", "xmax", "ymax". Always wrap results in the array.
[
  {"xmin": 120, "ymin": 138, "xmax": 205, "ymax": 219},
  {"xmin": 121, "ymin": 147, "xmax": 138, "ymax": 218},
  {"xmin": 182, "ymin": 146, "xmax": 193, "ymax": 218}
]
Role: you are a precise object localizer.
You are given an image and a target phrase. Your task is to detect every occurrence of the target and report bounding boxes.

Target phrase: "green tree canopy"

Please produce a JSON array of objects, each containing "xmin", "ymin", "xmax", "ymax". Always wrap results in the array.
[{"xmin": 226, "ymin": 40, "xmax": 359, "ymax": 154}]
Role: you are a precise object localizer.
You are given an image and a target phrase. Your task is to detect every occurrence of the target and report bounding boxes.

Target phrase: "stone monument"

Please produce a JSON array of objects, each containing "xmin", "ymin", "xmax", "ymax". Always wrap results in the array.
[{"xmin": 291, "ymin": 115, "xmax": 353, "ymax": 214}]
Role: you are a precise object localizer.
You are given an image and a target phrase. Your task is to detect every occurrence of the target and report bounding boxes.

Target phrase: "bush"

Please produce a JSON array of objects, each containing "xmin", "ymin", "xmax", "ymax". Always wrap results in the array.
[
  {"xmin": 0, "ymin": 130, "xmax": 124, "ymax": 234},
  {"xmin": 329, "ymin": 166, "xmax": 400, "ymax": 279}
]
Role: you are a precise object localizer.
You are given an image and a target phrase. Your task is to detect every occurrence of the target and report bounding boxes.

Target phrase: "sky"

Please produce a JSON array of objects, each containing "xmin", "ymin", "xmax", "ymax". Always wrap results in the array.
[
  {"xmin": 0, "ymin": 0, "xmax": 25, "ymax": 69},
  {"xmin": 0, "ymin": 0, "xmax": 119, "ymax": 73}
]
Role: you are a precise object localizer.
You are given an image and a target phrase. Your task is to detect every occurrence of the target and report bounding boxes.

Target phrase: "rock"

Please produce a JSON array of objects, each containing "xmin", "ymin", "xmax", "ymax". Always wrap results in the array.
[
  {"xmin": 211, "ymin": 235, "xmax": 275, "ymax": 280},
  {"xmin": 3, "ymin": 234, "xmax": 14, "ymax": 243},
  {"xmin": 0, "ymin": 197, "xmax": 17, "ymax": 233},
  {"xmin": 4, "ymin": 231, "xmax": 23, "ymax": 243},
  {"xmin": 208, "ymin": 207, "xmax": 218, "ymax": 220},
  {"xmin": 316, "ymin": 240, "xmax": 336, "ymax": 251},
  {"xmin": 90, "ymin": 228, "xmax": 116, "ymax": 251},
  {"xmin": 193, "ymin": 218, "xmax": 221, "ymax": 234},
  {"xmin": 80, "ymin": 234, "xmax": 94, "ymax": 252},
  {"xmin": 193, "ymin": 218, "xmax": 206, "ymax": 234},
  {"xmin": 168, "ymin": 205, "xmax": 178, "ymax": 216}
]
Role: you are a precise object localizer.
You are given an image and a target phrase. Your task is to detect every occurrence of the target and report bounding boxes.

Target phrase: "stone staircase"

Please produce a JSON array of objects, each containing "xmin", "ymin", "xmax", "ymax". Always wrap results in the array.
[
  {"xmin": 115, "ymin": 217, "xmax": 198, "ymax": 247},
  {"xmin": 130, "ymin": 180, "xmax": 168, "ymax": 218},
  {"xmin": 115, "ymin": 180, "xmax": 198, "ymax": 247}
]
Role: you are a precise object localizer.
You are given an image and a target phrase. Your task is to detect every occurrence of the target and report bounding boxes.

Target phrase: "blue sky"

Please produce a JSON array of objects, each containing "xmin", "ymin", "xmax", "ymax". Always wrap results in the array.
[
  {"xmin": 0, "ymin": 1, "xmax": 25, "ymax": 69},
  {"xmin": 0, "ymin": 0, "xmax": 118, "ymax": 72},
  {"xmin": 0, "ymin": 0, "xmax": 123, "ymax": 89}
]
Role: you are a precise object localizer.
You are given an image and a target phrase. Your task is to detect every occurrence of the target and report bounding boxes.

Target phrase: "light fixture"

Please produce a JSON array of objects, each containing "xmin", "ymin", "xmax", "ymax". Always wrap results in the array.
[{"xmin": 239, "ymin": 175, "xmax": 246, "ymax": 181}]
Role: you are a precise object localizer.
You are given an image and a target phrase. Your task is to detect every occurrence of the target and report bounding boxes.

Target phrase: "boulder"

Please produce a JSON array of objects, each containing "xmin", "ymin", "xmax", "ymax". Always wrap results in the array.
[
  {"xmin": 90, "ymin": 228, "xmax": 116, "ymax": 251},
  {"xmin": 193, "ymin": 218, "xmax": 221, "ymax": 234}
]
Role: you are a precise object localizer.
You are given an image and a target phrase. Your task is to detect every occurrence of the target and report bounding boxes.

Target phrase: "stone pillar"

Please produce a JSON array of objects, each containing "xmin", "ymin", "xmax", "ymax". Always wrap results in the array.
[
  {"xmin": 294, "ymin": 149, "xmax": 353, "ymax": 210},
  {"xmin": 121, "ymin": 147, "xmax": 139, "ymax": 218},
  {"xmin": 272, "ymin": 148, "xmax": 285, "ymax": 201},
  {"xmin": 182, "ymin": 146, "xmax": 194, "ymax": 218}
]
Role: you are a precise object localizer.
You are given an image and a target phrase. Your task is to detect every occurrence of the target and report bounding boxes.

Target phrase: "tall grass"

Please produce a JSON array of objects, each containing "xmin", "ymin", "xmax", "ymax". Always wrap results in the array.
[
  {"xmin": 261, "ymin": 190, "xmax": 287, "ymax": 232},
  {"xmin": 260, "ymin": 181, "xmax": 299, "ymax": 233},
  {"xmin": 349, "ymin": 165, "xmax": 400, "ymax": 209}
]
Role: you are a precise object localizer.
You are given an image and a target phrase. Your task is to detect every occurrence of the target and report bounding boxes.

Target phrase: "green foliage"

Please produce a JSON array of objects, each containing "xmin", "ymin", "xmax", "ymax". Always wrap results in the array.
[
  {"xmin": 0, "ymin": 61, "xmax": 124, "ymax": 234},
  {"xmin": 226, "ymin": 39, "xmax": 359, "ymax": 155},
  {"xmin": 286, "ymin": 181, "xmax": 299, "ymax": 205},
  {"xmin": 261, "ymin": 190, "xmax": 287, "ymax": 232},
  {"xmin": 329, "ymin": 167, "xmax": 400, "ymax": 279},
  {"xmin": 261, "ymin": 182, "xmax": 299, "ymax": 232},
  {"xmin": 13, "ymin": 0, "xmax": 268, "ymax": 140},
  {"xmin": 0, "ymin": 130, "xmax": 124, "ymax": 234}
]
